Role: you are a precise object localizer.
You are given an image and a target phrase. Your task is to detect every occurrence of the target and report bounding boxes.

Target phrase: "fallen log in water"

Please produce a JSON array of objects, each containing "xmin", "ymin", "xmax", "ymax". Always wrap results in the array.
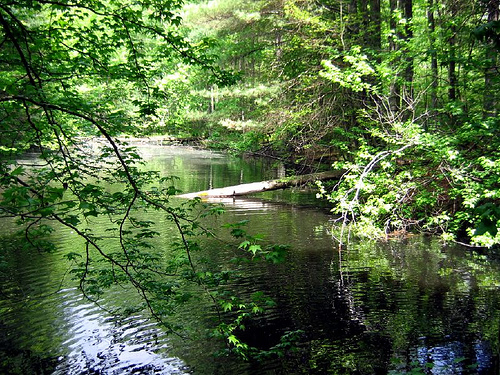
[{"xmin": 177, "ymin": 170, "xmax": 343, "ymax": 199}]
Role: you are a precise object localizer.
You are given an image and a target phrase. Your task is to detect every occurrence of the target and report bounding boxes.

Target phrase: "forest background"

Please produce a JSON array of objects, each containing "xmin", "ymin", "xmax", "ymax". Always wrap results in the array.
[
  {"xmin": 173, "ymin": 0, "xmax": 500, "ymax": 249},
  {"xmin": 1, "ymin": 0, "xmax": 499, "ymax": 248}
]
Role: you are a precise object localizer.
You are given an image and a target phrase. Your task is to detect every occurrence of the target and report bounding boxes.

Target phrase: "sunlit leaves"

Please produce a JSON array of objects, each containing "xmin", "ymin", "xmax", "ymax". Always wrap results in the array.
[{"xmin": 320, "ymin": 47, "xmax": 377, "ymax": 92}]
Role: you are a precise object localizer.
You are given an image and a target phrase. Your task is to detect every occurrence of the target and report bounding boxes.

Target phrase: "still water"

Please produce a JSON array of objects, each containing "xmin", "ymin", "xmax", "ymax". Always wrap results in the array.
[{"xmin": 1, "ymin": 145, "xmax": 499, "ymax": 374}]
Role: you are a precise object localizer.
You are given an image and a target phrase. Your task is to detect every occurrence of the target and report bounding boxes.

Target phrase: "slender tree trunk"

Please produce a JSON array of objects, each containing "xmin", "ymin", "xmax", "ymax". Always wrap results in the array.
[
  {"xmin": 448, "ymin": 3, "xmax": 458, "ymax": 102},
  {"xmin": 358, "ymin": 0, "xmax": 369, "ymax": 45},
  {"xmin": 387, "ymin": 0, "xmax": 413, "ymax": 117},
  {"xmin": 369, "ymin": 0, "xmax": 381, "ymax": 51},
  {"xmin": 448, "ymin": 38, "xmax": 457, "ymax": 101},
  {"xmin": 349, "ymin": 0, "xmax": 359, "ymax": 36},
  {"xmin": 398, "ymin": 0, "xmax": 414, "ymax": 120},
  {"xmin": 402, "ymin": 0, "xmax": 413, "ymax": 94},
  {"xmin": 389, "ymin": 0, "xmax": 398, "ymax": 51},
  {"xmin": 389, "ymin": 0, "xmax": 400, "ymax": 112},
  {"xmin": 484, "ymin": 0, "xmax": 500, "ymax": 117},
  {"xmin": 209, "ymin": 85, "xmax": 215, "ymax": 113},
  {"xmin": 428, "ymin": 0, "xmax": 438, "ymax": 112},
  {"xmin": 275, "ymin": 32, "xmax": 282, "ymax": 60}
]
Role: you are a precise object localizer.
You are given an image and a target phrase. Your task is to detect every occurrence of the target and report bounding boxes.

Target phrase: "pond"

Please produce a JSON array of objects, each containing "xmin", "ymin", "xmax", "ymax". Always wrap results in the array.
[{"xmin": 0, "ymin": 145, "xmax": 499, "ymax": 374}]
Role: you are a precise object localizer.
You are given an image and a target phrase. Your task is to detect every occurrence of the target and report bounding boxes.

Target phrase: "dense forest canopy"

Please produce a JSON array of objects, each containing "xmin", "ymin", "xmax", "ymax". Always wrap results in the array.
[
  {"xmin": 174, "ymin": 0, "xmax": 500, "ymax": 248},
  {"xmin": 0, "ymin": 0, "xmax": 499, "ymax": 366}
]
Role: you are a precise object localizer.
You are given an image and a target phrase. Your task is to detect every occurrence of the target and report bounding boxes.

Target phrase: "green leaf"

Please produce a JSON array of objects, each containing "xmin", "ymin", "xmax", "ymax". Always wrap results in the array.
[
  {"xmin": 248, "ymin": 244, "xmax": 261, "ymax": 255},
  {"xmin": 238, "ymin": 240, "xmax": 250, "ymax": 249},
  {"xmin": 10, "ymin": 166, "xmax": 24, "ymax": 177},
  {"xmin": 64, "ymin": 215, "xmax": 81, "ymax": 226},
  {"xmin": 39, "ymin": 206, "xmax": 55, "ymax": 217},
  {"xmin": 221, "ymin": 301, "xmax": 233, "ymax": 312},
  {"xmin": 231, "ymin": 228, "xmax": 246, "ymax": 238},
  {"xmin": 228, "ymin": 335, "xmax": 239, "ymax": 345},
  {"xmin": 65, "ymin": 252, "xmax": 83, "ymax": 260}
]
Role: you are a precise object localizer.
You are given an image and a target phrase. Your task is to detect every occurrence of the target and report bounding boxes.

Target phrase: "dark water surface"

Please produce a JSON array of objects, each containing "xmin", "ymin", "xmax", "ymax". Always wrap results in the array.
[{"xmin": 1, "ymin": 145, "xmax": 499, "ymax": 374}]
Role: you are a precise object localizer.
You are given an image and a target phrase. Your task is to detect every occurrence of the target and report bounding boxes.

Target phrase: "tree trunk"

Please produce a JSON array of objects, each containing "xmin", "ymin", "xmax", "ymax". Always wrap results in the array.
[
  {"xmin": 448, "ymin": 43, "xmax": 457, "ymax": 101},
  {"xmin": 369, "ymin": 0, "xmax": 381, "ymax": 51},
  {"xmin": 359, "ymin": 0, "xmax": 369, "ymax": 45},
  {"xmin": 428, "ymin": 0, "xmax": 438, "ymax": 113},
  {"xmin": 448, "ymin": 3, "xmax": 458, "ymax": 102},
  {"xmin": 209, "ymin": 85, "xmax": 215, "ymax": 113},
  {"xmin": 349, "ymin": 0, "xmax": 359, "ymax": 35},
  {"xmin": 402, "ymin": 0, "xmax": 413, "ymax": 91},
  {"xmin": 484, "ymin": 0, "xmax": 500, "ymax": 117},
  {"xmin": 389, "ymin": 0, "xmax": 400, "ymax": 112},
  {"xmin": 396, "ymin": 0, "xmax": 414, "ymax": 122},
  {"xmin": 177, "ymin": 171, "xmax": 343, "ymax": 199}
]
